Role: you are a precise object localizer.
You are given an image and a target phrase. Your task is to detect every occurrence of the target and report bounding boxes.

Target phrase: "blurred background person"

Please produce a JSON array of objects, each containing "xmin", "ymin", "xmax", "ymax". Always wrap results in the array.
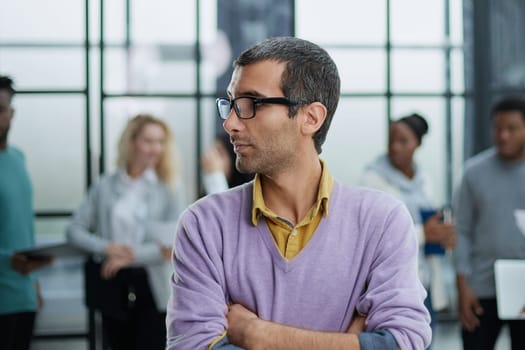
[
  {"xmin": 200, "ymin": 132, "xmax": 253, "ymax": 194},
  {"xmin": 360, "ymin": 113, "xmax": 456, "ymax": 349},
  {"xmin": 453, "ymin": 96, "xmax": 525, "ymax": 350},
  {"xmin": 66, "ymin": 114, "xmax": 184, "ymax": 350},
  {"xmin": 0, "ymin": 75, "xmax": 53, "ymax": 350}
]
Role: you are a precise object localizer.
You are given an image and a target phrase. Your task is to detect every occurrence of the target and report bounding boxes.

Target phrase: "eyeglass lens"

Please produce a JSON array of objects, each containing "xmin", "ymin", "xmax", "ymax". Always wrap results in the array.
[
  {"xmin": 217, "ymin": 97, "xmax": 254, "ymax": 120},
  {"xmin": 217, "ymin": 99, "xmax": 232, "ymax": 119}
]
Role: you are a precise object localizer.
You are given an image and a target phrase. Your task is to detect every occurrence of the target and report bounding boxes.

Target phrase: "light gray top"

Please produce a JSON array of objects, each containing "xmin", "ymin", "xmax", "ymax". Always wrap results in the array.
[
  {"xmin": 66, "ymin": 170, "xmax": 185, "ymax": 310},
  {"xmin": 453, "ymin": 148, "xmax": 525, "ymax": 298}
]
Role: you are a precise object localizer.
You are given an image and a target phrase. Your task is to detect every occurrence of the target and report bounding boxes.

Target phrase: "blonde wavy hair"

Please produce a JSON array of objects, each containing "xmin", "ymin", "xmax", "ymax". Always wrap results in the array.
[{"xmin": 117, "ymin": 114, "xmax": 176, "ymax": 184}]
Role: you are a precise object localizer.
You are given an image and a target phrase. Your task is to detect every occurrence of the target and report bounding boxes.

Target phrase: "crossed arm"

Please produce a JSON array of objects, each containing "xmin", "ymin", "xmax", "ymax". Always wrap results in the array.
[{"xmin": 222, "ymin": 304, "xmax": 365, "ymax": 350}]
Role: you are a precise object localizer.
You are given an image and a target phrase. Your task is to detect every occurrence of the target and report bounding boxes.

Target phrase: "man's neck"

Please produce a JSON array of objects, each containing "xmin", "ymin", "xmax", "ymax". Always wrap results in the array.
[
  {"xmin": 399, "ymin": 165, "xmax": 414, "ymax": 179},
  {"xmin": 0, "ymin": 141, "xmax": 7, "ymax": 151},
  {"xmin": 260, "ymin": 154, "xmax": 323, "ymax": 225}
]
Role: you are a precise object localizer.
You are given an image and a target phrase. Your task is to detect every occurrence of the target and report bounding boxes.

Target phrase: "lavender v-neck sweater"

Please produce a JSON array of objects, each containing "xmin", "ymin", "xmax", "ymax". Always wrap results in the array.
[{"xmin": 167, "ymin": 181, "xmax": 430, "ymax": 350}]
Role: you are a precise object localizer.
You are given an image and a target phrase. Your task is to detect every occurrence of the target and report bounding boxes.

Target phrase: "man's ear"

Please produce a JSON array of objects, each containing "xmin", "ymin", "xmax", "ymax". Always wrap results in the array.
[{"xmin": 300, "ymin": 102, "xmax": 327, "ymax": 136}]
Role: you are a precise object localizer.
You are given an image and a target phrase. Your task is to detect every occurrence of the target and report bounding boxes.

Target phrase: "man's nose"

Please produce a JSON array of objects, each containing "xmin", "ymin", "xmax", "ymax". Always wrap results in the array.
[
  {"xmin": 497, "ymin": 130, "xmax": 510, "ymax": 141},
  {"xmin": 223, "ymin": 109, "xmax": 243, "ymax": 134}
]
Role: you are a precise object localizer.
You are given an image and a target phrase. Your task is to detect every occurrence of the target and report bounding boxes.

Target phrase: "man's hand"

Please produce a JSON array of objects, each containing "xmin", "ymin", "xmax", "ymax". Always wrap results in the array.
[
  {"xmin": 457, "ymin": 276, "xmax": 483, "ymax": 331},
  {"xmin": 226, "ymin": 304, "xmax": 366, "ymax": 350},
  {"xmin": 226, "ymin": 304, "xmax": 260, "ymax": 348},
  {"xmin": 11, "ymin": 253, "xmax": 53, "ymax": 275}
]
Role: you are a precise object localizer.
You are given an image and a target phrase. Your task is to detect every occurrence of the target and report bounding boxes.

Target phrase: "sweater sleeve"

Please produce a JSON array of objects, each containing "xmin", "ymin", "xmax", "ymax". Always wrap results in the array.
[
  {"xmin": 166, "ymin": 207, "xmax": 229, "ymax": 350},
  {"xmin": 356, "ymin": 203, "xmax": 431, "ymax": 350},
  {"xmin": 210, "ymin": 335, "xmax": 244, "ymax": 350},
  {"xmin": 66, "ymin": 183, "xmax": 109, "ymax": 254},
  {"xmin": 359, "ymin": 329, "xmax": 398, "ymax": 350}
]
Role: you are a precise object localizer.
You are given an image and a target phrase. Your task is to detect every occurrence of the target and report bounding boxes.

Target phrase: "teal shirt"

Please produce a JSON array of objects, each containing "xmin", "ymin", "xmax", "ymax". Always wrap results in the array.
[{"xmin": 0, "ymin": 146, "xmax": 37, "ymax": 314}]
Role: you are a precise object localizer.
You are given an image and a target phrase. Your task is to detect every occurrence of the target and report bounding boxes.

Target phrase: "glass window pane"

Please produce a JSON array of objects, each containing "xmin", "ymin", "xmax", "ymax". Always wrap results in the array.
[
  {"xmin": 9, "ymin": 95, "xmax": 86, "ymax": 211},
  {"xmin": 391, "ymin": 0, "xmax": 445, "ymax": 45},
  {"xmin": 35, "ymin": 218, "xmax": 71, "ymax": 240},
  {"xmin": 199, "ymin": 0, "xmax": 223, "ymax": 94},
  {"xmin": 451, "ymin": 49, "xmax": 465, "ymax": 93},
  {"xmin": 200, "ymin": 98, "xmax": 223, "ymax": 153},
  {"xmin": 0, "ymin": 0, "xmax": 84, "ymax": 42},
  {"xmin": 200, "ymin": 0, "xmax": 219, "ymax": 42},
  {"xmin": 131, "ymin": 0, "xmax": 196, "ymax": 44},
  {"xmin": 330, "ymin": 49, "xmax": 386, "ymax": 93},
  {"xmin": 104, "ymin": 48, "xmax": 196, "ymax": 93},
  {"xmin": 201, "ymin": 32, "xmax": 232, "ymax": 95},
  {"xmin": 93, "ymin": 0, "xmax": 218, "ymax": 46},
  {"xmin": 102, "ymin": 0, "xmax": 127, "ymax": 44},
  {"xmin": 392, "ymin": 50, "xmax": 445, "ymax": 92},
  {"xmin": 450, "ymin": 0, "xmax": 464, "ymax": 45},
  {"xmin": 391, "ymin": 97, "xmax": 446, "ymax": 205},
  {"xmin": 0, "ymin": 49, "xmax": 85, "ymax": 90},
  {"xmin": 322, "ymin": 98, "xmax": 387, "ymax": 186},
  {"xmin": 295, "ymin": 0, "xmax": 386, "ymax": 45},
  {"xmin": 103, "ymin": 98, "xmax": 197, "ymax": 203}
]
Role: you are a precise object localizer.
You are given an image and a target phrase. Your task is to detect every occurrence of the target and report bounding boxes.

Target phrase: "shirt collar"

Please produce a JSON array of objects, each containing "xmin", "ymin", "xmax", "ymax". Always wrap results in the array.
[
  {"xmin": 251, "ymin": 159, "xmax": 333, "ymax": 226},
  {"xmin": 118, "ymin": 167, "xmax": 158, "ymax": 186}
]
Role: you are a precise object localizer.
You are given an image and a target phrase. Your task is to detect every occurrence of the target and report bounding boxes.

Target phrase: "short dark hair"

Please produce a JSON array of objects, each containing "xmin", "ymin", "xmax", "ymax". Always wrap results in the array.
[
  {"xmin": 234, "ymin": 37, "xmax": 341, "ymax": 154},
  {"xmin": 0, "ymin": 75, "xmax": 15, "ymax": 100},
  {"xmin": 395, "ymin": 113, "xmax": 429, "ymax": 144},
  {"xmin": 491, "ymin": 95, "xmax": 525, "ymax": 121}
]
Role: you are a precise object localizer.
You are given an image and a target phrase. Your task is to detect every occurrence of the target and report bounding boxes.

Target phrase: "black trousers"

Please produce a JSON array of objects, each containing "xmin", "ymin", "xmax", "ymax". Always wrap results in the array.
[
  {"xmin": 461, "ymin": 298, "xmax": 525, "ymax": 350},
  {"xmin": 99, "ymin": 267, "xmax": 166, "ymax": 350},
  {"xmin": 0, "ymin": 311, "xmax": 36, "ymax": 350}
]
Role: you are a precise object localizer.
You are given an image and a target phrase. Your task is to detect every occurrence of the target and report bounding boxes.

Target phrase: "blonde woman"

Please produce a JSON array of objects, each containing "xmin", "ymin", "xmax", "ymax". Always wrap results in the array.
[{"xmin": 67, "ymin": 114, "xmax": 184, "ymax": 350}]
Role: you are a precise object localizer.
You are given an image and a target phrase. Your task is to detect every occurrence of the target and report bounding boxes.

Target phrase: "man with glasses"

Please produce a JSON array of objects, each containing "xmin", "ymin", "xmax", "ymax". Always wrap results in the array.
[{"xmin": 167, "ymin": 37, "xmax": 431, "ymax": 350}]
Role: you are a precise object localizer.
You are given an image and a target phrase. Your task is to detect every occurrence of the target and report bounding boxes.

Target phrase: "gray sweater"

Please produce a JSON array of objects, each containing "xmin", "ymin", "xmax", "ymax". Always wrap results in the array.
[{"xmin": 453, "ymin": 148, "xmax": 525, "ymax": 298}]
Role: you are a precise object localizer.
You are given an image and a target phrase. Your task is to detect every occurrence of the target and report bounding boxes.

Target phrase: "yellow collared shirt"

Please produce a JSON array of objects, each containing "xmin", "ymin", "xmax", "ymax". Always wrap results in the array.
[{"xmin": 251, "ymin": 160, "xmax": 334, "ymax": 260}]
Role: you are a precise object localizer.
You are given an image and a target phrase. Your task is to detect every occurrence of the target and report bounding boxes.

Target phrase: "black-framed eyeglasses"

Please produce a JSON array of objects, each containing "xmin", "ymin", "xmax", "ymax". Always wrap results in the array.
[{"xmin": 216, "ymin": 96, "xmax": 299, "ymax": 120}]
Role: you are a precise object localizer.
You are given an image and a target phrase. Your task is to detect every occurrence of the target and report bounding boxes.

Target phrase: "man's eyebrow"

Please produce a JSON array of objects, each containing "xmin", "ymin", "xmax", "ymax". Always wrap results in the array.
[
  {"xmin": 238, "ymin": 90, "xmax": 265, "ymax": 97},
  {"xmin": 227, "ymin": 90, "xmax": 267, "ymax": 99}
]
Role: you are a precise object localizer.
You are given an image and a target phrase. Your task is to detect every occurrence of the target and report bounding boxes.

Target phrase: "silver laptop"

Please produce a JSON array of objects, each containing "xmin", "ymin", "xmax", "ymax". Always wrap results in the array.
[{"xmin": 494, "ymin": 259, "xmax": 525, "ymax": 320}]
